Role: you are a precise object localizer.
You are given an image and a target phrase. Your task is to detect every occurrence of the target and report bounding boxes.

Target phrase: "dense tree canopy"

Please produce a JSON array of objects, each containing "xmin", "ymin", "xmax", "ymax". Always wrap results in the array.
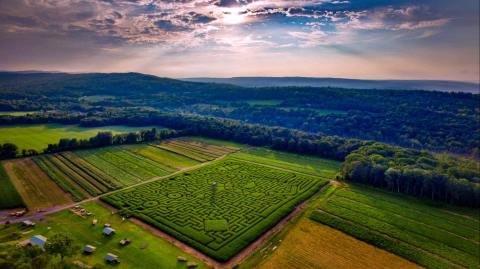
[
  {"xmin": 339, "ymin": 143, "xmax": 480, "ymax": 207},
  {"xmin": 0, "ymin": 72, "xmax": 478, "ymax": 155}
]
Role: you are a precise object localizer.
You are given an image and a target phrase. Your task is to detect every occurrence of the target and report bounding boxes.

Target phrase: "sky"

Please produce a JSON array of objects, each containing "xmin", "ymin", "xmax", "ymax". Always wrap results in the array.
[{"xmin": 0, "ymin": 0, "xmax": 478, "ymax": 82}]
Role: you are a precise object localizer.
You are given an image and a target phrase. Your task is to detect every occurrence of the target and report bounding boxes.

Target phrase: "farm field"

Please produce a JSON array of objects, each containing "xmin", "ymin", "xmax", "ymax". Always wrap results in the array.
[
  {"xmin": 0, "ymin": 201, "xmax": 210, "ymax": 269},
  {"xmin": 311, "ymin": 184, "xmax": 480, "ymax": 269},
  {"xmin": 102, "ymin": 158, "xmax": 328, "ymax": 261},
  {"xmin": 123, "ymin": 144, "xmax": 200, "ymax": 169},
  {"xmin": 232, "ymin": 148, "xmax": 340, "ymax": 179},
  {"xmin": 256, "ymin": 218, "xmax": 421, "ymax": 269},
  {"xmin": 0, "ymin": 164, "xmax": 24, "ymax": 209},
  {"xmin": 0, "ymin": 123, "xmax": 164, "ymax": 151},
  {"xmin": 0, "ymin": 139, "xmax": 234, "ymax": 211},
  {"xmin": 154, "ymin": 138, "xmax": 237, "ymax": 162},
  {"xmin": 2, "ymin": 159, "xmax": 72, "ymax": 210},
  {"xmin": 183, "ymin": 136, "xmax": 245, "ymax": 150},
  {"xmin": 74, "ymin": 147, "xmax": 175, "ymax": 182}
]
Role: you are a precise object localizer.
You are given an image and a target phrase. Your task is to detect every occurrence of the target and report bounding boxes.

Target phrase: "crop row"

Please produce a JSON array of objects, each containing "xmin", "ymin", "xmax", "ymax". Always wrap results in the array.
[
  {"xmin": 155, "ymin": 139, "xmax": 235, "ymax": 162},
  {"xmin": 33, "ymin": 156, "xmax": 87, "ymax": 201},
  {"xmin": 311, "ymin": 185, "xmax": 480, "ymax": 269},
  {"xmin": 123, "ymin": 144, "xmax": 199, "ymax": 169},
  {"xmin": 327, "ymin": 196, "xmax": 479, "ymax": 258},
  {"xmin": 335, "ymin": 187, "xmax": 480, "ymax": 239},
  {"xmin": 310, "ymin": 210, "xmax": 455, "ymax": 269},
  {"xmin": 75, "ymin": 147, "xmax": 173, "ymax": 181}
]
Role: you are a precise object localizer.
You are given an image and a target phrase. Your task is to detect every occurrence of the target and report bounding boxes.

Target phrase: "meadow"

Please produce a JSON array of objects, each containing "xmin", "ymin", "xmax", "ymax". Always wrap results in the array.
[
  {"xmin": 0, "ymin": 124, "xmax": 164, "ymax": 151},
  {"xmin": 0, "ymin": 164, "xmax": 24, "ymax": 209},
  {"xmin": 311, "ymin": 184, "xmax": 480, "ymax": 269},
  {"xmin": 0, "ymin": 201, "xmax": 209, "ymax": 269},
  {"xmin": 102, "ymin": 158, "xmax": 328, "ymax": 261}
]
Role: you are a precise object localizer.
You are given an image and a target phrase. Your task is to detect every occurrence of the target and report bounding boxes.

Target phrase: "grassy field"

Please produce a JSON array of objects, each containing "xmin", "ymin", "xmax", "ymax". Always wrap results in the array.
[
  {"xmin": 0, "ymin": 201, "xmax": 210, "ymax": 269},
  {"xmin": 0, "ymin": 124, "xmax": 164, "ymax": 151},
  {"xmin": 0, "ymin": 164, "xmax": 24, "ymax": 209},
  {"xmin": 102, "ymin": 158, "xmax": 328, "ymax": 261},
  {"xmin": 311, "ymin": 184, "xmax": 480, "ymax": 269},
  {"xmin": 2, "ymin": 159, "xmax": 72, "ymax": 210},
  {"xmin": 232, "ymin": 148, "xmax": 340, "ymax": 178}
]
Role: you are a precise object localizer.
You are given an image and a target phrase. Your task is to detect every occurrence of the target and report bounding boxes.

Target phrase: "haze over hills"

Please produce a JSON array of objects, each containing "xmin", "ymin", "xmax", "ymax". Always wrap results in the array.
[
  {"xmin": 2, "ymin": 71, "xmax": 478, "ymax": 94},
  {"xmin": 183, "ymin": 77, "xmax": 480, "ymax": 93}
]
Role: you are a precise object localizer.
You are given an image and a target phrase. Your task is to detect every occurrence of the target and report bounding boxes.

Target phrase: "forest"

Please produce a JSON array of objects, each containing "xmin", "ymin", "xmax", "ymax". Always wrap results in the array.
[{"xmin": 0, "ymin": 72, "xmax": 478, "ymax": 155}]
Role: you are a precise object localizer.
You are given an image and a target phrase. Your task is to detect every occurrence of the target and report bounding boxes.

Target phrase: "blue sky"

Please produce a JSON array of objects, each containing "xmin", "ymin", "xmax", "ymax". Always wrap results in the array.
[{"xmin": 0, "ymin": 0, "xmax": 478, "ymax": 81}]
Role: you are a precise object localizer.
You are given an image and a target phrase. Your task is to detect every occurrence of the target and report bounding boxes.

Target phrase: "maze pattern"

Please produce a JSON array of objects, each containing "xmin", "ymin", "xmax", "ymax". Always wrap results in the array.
[{"xmin": 103, "ymin": 159, "xmax": 324, "ymax": 256}]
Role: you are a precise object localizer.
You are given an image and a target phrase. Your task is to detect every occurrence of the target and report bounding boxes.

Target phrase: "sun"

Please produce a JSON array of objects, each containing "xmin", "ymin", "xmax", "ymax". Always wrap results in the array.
[{"xmin": 222, "ymin": 8, "xmax": 247, "ymax": 25}]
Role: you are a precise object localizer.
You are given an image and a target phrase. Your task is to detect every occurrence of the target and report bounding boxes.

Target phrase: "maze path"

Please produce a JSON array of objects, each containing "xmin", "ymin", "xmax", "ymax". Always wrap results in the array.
[{"xmin": 103, "ymin": 159, "xmax": 326, "ymax": 260}]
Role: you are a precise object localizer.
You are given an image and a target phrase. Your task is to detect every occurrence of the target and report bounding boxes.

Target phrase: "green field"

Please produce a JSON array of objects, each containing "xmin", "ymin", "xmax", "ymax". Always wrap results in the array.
[
  {"xmin": 311, "ymin": 184, "xmax": 480, "ymax": 269},
  {"xmin": 102, "ymin": 158, "xmax": 328, "ymax": 261},
  {"xmin": 232, "ymin": 148, "xmax": 340, "ymax": 178},
  {"xmin": 123, "ymin": 144, "xmax": 200, "ymax": 169},
  {"xmin": 0, "ymin": 201, "xmax": 209, "ymax": 269},
  {"xmin": 33, "ymin": 144, "xmax": 192, "ymax": 200},
  {"xmin": 155, "ymin": 139, "xmax": 237, "ymax": 162},
  {"xmin": 75, "ymin": 147, "xmax": 174, "ymax": 181},
  {"xmin": 0, "ymin": 124, "xmax": 164, "ymax": 151},
  {"xmin": 0, "ymin": 164, "xmax": 24, "ymax": 209}
]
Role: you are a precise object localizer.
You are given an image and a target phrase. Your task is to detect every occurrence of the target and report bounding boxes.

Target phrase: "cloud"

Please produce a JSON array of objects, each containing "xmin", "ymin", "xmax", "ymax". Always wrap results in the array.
[{"xmin": 0, "ymin": 0, "xmax": 454, "ymax": 50}]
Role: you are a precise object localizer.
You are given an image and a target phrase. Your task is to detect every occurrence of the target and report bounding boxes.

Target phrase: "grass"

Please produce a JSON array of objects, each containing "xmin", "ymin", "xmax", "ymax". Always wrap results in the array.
[
  {"xmin": 102, "ymin": 158, "xmax": 327, "ymax": 261},
  {"xmin": 2, "ymin": 158, "xmax": 72, "ymax": 210},
  {"xmin": 232, "ymin": 148, "xmax": 341, "ymax": 178},
  {"xmin": 311, "ymin": 184, "xmax": 480, "ymax": 269},
  {"xmin": 0, "ymin": 164, "xmax": 24, "ymax": 209},
  {"xmin": 0, "ymin": 124, "xmax": 164, "ymax": 151},
  {"xmin": 0, "ymin": 201, "xmax": 210, "ymax": 269}
]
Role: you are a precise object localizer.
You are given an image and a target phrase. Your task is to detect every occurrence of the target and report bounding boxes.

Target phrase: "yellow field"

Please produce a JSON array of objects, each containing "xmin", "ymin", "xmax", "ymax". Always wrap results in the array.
[
  {"xmin": 3, "ymin": 158, "xmax": 72, "ymax": 210},
  {"xmin": 257, "ymin": 218, "xmax": 421, "ymax": 269}
]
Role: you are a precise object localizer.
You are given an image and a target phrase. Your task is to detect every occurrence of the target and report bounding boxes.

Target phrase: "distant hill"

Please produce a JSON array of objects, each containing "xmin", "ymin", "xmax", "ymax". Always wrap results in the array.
[{"xmin": 183, "ymin": 77, "xmax": 479, "ymax": 93}]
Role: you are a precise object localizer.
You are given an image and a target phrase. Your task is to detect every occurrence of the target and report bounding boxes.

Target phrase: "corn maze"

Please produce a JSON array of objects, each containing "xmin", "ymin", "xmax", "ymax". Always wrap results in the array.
[{"xmin": 102, "ymin": 159, "xmax": 327, "ymax": 261}]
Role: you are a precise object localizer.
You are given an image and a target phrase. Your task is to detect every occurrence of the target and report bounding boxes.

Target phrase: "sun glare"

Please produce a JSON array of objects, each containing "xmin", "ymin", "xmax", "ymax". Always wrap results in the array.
[{"xmin": 222, "ymin": 8, "xmax": 247, "ymax": 25}]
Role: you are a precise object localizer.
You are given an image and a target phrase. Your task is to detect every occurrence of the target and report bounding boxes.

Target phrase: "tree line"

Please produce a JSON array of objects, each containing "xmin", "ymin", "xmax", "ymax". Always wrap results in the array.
[
  {"xmin": 44, "ymin": 128, "xmax": 179, "ymax": 153},
  {"xmin": 0, "ymin": 111, "xmax": 478, "ymax": 207},
  {"xmin": 340, "ymin": 143, "xmax": 479, "ymax": 207}
]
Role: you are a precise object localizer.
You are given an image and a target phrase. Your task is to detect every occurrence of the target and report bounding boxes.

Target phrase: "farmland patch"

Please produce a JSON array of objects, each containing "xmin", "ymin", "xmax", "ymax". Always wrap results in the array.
[
  {"xmin": 3, "ymin": 159, "xmax": 72, "ymax": 210},
  {"xmin": 102, "ymin": 159, "xmax": 327, "ymax": 261},
  {"xmin": 311, "ymin": 184, "xmax": 480, "ymax": 269}
]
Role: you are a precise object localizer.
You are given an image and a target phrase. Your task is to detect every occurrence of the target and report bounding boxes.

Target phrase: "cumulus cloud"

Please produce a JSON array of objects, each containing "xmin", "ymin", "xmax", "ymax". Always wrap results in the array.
[{"xmin": 0, "ymin": 0, "xmax": 452, "ymax": 49}]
